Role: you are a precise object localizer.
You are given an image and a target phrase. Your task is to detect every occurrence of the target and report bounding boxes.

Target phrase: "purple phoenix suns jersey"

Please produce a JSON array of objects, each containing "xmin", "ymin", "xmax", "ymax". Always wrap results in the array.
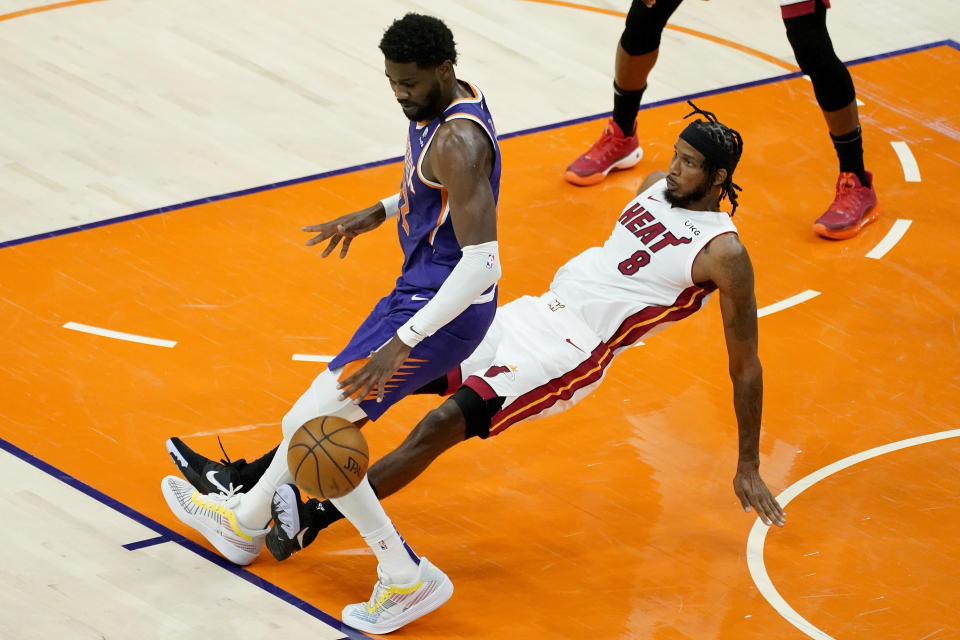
[
  {"xmin": 396, "ymin": 81, "xmax": 502, "ymax": 293},
  {"xmin": 327, "ymin": 82, "xmax": 501, "ymax": 420}
]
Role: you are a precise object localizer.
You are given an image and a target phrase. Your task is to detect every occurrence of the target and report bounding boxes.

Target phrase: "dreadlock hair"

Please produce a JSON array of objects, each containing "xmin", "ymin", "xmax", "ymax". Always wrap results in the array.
[
  {"xmin": 681, "ymin": 101, "xmax": 744, "ymax": 215},
  {"xmin": 379, "ymin": 13, "xmax": 457, "ymax": 68}
]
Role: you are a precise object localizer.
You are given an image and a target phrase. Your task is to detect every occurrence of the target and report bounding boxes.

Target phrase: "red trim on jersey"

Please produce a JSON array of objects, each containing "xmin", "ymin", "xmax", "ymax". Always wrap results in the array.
[
  {"xmin": 484, "ymin": 342, "xmax": 615, "ymax": 437},
  {"xmin": 780, "ymin": 0, "xmax": 829, "ymax": 19},
  {"xmin": 444, "ymin": 366, "xmax": 463, "ymax": 396},
  {"xmin": 607, "ymin": 285, "xmax": 713, "ymax": 350},
  {"xmin": 463, "ymin": 375, "xmax": 499, "ymax": 401}
]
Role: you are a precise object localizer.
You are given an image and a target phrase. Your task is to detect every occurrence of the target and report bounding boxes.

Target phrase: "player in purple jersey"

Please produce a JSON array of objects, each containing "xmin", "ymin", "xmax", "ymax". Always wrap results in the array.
[{"xmin": 161, "ymin": 13, "xmax": 500, "ymax": 634}]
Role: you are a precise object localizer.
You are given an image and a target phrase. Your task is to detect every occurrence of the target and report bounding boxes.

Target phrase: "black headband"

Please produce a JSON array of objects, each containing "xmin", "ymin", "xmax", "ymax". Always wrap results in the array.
[
  {"xmin": 679, "ymin": 122, "xmax": 740, "ymax": 173},
  {"xmin": 677, "ymin": 101, "xmax": 741, "ymax": 174}
]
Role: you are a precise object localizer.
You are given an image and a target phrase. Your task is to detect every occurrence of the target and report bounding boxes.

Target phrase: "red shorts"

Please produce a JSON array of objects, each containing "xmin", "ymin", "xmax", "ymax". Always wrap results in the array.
[{"xmin": 780, "ymin": 0, "xmax": 830, "ymax": 19}]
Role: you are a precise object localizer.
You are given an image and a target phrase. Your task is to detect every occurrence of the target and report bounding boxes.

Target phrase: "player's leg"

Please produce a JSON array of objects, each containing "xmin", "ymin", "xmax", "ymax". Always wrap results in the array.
[
  {"xmin": 271, "ymin": 292, "xmax": 603, "ymax": 555},
  {"xmin": 565, "ymin": 0, "xmax": 684, "ymax": 186},
  {"xmin": 268, "ymin": 387, "xmax": 501, "ymax": 558},
  {"xmin": 160, "ymin": 367, "xmax": 366, "ymax": 565},
  {"xmin": 266, "ymin": 325, "xmax": 503, "ymax": 560},
  {"xmin": 782, "ymin": 0, "xmax": 878, "ymax": 239}
]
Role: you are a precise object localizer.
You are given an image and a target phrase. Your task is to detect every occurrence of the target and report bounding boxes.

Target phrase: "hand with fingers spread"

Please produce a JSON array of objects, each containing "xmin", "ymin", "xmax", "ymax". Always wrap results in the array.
[
  {"xmin": 337, "ymin": 335, "xmax": 413, "ymax": 404},
  {"xmin": 302, "ymin": 203, "xmax": 387, "ymax": 259},
  {"xmin": 734, "ymin": 460, "xmax": 786, "ymax": 527}
]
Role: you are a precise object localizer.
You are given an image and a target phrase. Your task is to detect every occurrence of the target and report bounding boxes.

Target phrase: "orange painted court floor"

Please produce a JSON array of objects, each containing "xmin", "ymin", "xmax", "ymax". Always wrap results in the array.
[{"xmin": 2, "ymin": 45, "xmax": 959, "ymax": 639}]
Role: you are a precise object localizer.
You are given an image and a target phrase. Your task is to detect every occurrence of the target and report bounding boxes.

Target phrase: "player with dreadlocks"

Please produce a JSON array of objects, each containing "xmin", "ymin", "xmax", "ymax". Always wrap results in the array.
[{"xmin": 168, "ymin": 104, "xmax": 786, "ymax": 583}]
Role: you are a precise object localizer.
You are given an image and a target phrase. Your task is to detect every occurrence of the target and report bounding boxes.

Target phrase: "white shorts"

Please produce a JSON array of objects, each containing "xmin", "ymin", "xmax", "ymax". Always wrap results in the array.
[{"xmin": 458, "ymin": 291, "xmax": 617, "ymax": 437}]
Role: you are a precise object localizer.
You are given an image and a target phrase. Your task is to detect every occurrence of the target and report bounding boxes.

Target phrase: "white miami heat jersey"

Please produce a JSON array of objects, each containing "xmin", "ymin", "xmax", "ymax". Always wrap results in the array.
[{"xmin": 550, "ymin": 178, "xmax": 738, "ymax": 350}]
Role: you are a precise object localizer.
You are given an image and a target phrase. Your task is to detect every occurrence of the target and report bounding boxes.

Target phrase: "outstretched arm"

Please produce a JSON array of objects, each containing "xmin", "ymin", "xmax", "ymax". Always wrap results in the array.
[
  {"xmin": 301, "ymin": 200, "xmax": 392, "ymax": 259},
  {"xmin": 699, "ymin": 234, "xmax": 786, "ymax": 526}
]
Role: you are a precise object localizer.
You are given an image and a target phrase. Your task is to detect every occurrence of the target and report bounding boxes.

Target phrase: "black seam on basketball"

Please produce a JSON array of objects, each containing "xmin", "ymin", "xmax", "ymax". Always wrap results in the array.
[
  {"xmin": 314, "ymin": 438, "xmax": 358, "ymax": 487},
  {"xmin": 303, "ymin": 421, "xmax": 325, "ymax": 447},
  {"xmin": 323, "ymin": 442, "xmax": 369, "ymax": 459},
  {"xmin": 292, "ymin": 446, "xmax": 323, "ymax": 496}
]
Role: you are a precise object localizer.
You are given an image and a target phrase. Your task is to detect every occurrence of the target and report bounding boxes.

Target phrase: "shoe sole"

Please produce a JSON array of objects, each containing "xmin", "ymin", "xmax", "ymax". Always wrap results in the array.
[
  {"xmin": 166, "ymin": 438, "xmax": 189, "ymax": 468},
  {"xmin": 564, "ymin": 146, "xmax": 643, "ymax": 187},
  {"xmin": 160, "ymin": 476, "xmax": 260, "ymax": 566},
  {"xmin": 265, "ymin": 485, "xmax": 300, "ymax": 561},
  {"xmin": 812, "ymin": 204, "xmax": 880, "ymax": 240},
  {"xmin": 344, "ymin": 574, "xmax": 454, "ymax": 634}
]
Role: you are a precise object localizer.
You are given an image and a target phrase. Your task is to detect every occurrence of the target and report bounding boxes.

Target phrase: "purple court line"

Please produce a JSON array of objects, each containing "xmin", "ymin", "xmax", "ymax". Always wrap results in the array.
[
  {"xmin": 0, "ymin": 435, "xmax": 371, "ymax": 640},
  {"xmin": 122, "ymin": 535, "xmax": 167, "ymax": 551},
  {"xmin": 0, "ymin": 39, "xmax": 955, "ymax": 253}
]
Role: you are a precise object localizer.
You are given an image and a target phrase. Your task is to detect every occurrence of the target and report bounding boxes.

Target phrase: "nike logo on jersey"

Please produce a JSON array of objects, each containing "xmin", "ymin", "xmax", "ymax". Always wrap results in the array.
[
  {"xmin": 565, "ymin": 338, "xmax": 585, "ymax": 353},
  {"xmin": 647, "ymin": 195, "xmax": 662, "ymax": 202},
  {"xmin": 412, "ymin": 294, "xmax": 430, "ymax": 302}
]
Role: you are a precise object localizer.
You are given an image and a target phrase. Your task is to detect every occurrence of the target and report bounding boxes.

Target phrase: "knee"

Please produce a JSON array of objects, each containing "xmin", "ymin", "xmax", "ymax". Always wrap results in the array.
[
  {"xmin": 409, "ymin": 401, "xmax": 466, "ymax": 449},
  {"xmin": 620, "ymin": 0, "xmax": 679, "ymax": 56},
  {"xmin": 784, "ymin": 13, "xmax": 854, "ymax": 111}
]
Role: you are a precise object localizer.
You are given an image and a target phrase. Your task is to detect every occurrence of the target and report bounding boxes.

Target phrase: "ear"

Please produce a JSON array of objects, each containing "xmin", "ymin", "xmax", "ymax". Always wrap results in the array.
[
  {"xmin": 712, "ymin": 167, "xmax": 728, "ymax": 187},
  {"xmin": 436, "ymin": 60, "xmax": 454, "ymax": 81}
]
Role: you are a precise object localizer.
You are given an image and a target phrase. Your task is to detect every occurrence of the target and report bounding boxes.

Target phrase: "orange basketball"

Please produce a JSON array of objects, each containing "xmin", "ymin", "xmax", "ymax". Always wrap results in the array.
[{"xmin": 287, "ymin": 416, "xmax": 369, "ymax": 499}]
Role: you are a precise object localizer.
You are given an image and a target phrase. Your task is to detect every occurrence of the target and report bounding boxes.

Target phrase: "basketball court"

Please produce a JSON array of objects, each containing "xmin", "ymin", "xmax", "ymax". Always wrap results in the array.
[{"xmin": 1, "ymin": 1, "xmax": 958, "ymax": 638}]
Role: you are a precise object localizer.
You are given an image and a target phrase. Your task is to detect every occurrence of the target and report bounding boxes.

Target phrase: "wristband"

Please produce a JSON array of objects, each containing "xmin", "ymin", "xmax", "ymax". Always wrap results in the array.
[{"xmin": 380, "ymin": 193, "xmax": 400, "ymax": 219}]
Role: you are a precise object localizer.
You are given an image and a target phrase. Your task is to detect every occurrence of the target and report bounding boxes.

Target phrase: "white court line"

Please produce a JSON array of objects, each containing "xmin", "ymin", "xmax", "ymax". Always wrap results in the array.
[
  {"xmin": 757, "ymin": 290, "xmax": 820, "ymax": 318},
  {"xmin": 890, "ymin": 141, "xmax": 921, "ymax": 182},
  {"xmin": 866, "ymin": 219, "xmax": 912, "ymax": 260},
  {"xmin": 747, "ymin": 429, "xmax": 960, "ymax": 640},
  {"xmin": 291, "ymin": 353, "xmax": 335, "ymax": 362},
  {"xmin": 63, "ymin": 321, "xmax": 176, "ymax": 348}
]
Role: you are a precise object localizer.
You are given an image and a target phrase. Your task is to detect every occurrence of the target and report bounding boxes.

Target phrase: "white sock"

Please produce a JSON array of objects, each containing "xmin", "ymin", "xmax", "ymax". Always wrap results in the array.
[
  {"xmin": 234, "ymin": 446, "xmax": 291, "ymax": 530},
  {"xmin": 234, "ymin": 367, "xmax": 364, "ymax": 530},
  {"xmin": 330, "ymin": 475, "xmax": 420, "ymax": 584}
]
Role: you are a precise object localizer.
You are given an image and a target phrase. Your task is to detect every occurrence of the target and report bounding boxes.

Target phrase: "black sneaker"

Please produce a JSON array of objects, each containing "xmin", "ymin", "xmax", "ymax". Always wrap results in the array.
[
  {"xmin": 165, "ymin": 437, "xmax": 243, "ymax": 494},
  {"xmin": 266, "ymin": 484, "xmax": 326, "ymax": 561}
]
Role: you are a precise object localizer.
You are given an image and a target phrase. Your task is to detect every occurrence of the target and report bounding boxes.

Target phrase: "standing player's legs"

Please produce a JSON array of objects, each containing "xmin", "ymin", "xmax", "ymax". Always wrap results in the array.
[
  {"xmin": 781, "ymin": 0, "xmax": 879, "ymax": 239},
  {"xmin": 564, "ymin": 0, "xmax": 684, "ymax": 186}
]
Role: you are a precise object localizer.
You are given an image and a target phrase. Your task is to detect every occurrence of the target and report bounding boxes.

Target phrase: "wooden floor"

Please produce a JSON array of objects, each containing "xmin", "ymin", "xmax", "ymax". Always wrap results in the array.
[{"xmin": 1, "ymin": 1, "xmax": 959, "ymax": 638}]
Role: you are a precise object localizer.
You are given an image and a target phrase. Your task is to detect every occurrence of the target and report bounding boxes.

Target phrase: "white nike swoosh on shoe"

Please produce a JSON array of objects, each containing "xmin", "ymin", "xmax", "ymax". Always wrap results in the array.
[
  {"xmin": 411, "ymin": 294, "xmax": 429, "ymax": 302},
  {"xmin": 206, "ymin": 470, "xmax": 230, "ymax": 493}
]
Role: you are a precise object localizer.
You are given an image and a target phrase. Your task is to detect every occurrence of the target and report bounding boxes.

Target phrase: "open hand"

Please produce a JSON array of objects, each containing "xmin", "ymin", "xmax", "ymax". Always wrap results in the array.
[
  {"xmin": 302, "ymin": 206, "xmax": 385, "ymax": 258},
  {"xmin": 733, "ymin": 462, "xmax": 786, "ymax": 526},
  {"xmin": 337, "ymin": 335, "xmax": 413, "ymax": 404}
]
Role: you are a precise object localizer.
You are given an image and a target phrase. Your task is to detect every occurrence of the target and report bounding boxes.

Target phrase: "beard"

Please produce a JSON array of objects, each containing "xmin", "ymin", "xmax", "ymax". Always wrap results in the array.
[
  {"xmin": 403, "ymin": 83, "xmax": 444, "ymax": 122},
  {"xmin": 664, "ymin": 175, "xmax": 713, "ymax": 209}
]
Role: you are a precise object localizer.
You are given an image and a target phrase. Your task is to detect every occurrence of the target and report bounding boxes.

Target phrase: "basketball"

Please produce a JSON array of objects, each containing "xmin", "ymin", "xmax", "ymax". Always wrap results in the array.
[{"xmin": 287, "ymin": 416, "xmax": 369, "ymax": 499}]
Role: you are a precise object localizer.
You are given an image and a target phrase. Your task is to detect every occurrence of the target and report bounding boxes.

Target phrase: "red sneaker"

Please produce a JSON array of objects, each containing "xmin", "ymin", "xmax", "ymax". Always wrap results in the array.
[
  {"xmin": 564, "ymin": 119, "xmax": 643, "ymax": 186},
  {"xmin": 812, "ymin": 171, "xmax": 879, "ymax": 240}
]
